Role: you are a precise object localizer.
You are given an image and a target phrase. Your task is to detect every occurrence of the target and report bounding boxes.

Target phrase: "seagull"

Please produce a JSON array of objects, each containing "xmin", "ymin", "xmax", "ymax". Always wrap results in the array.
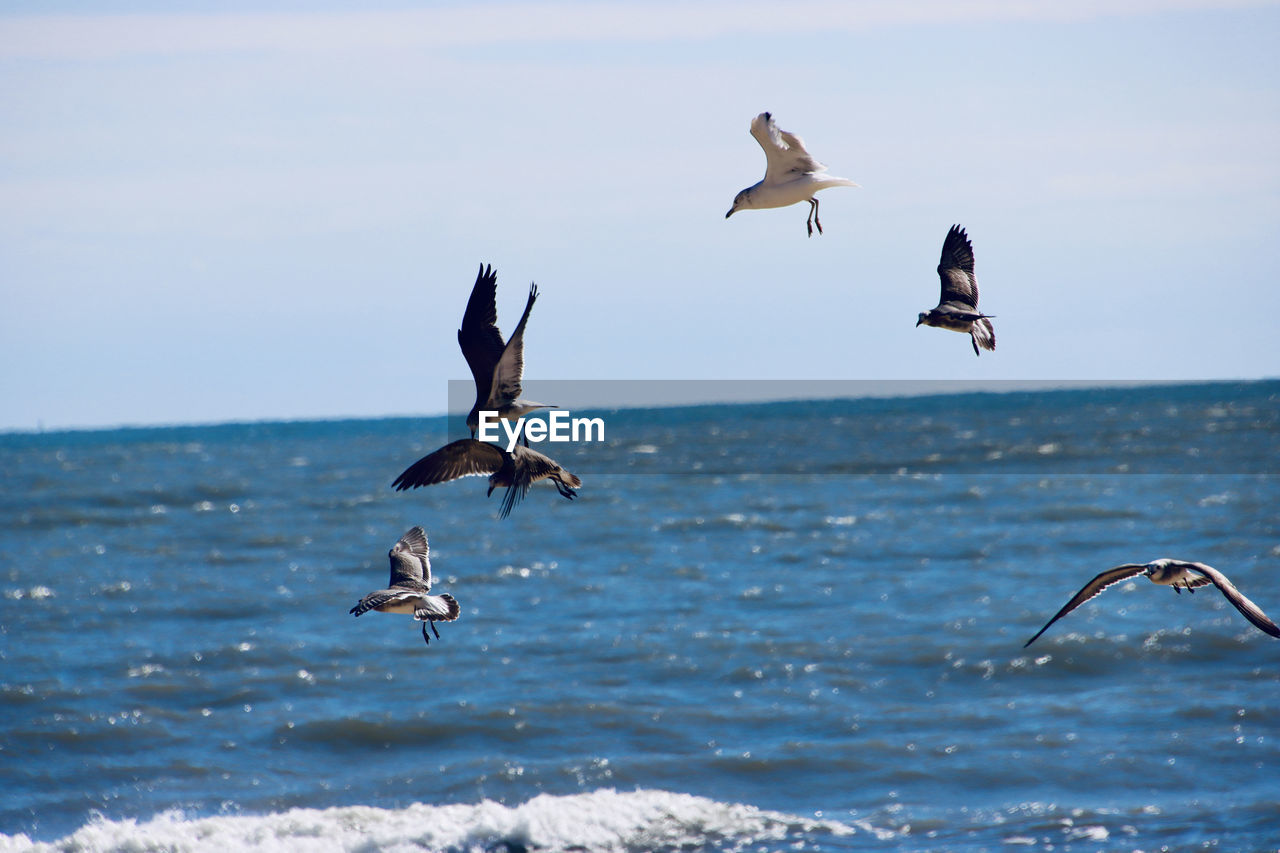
[
  {"xmin": 916, "ymin": 225, "xmax": 996, "ymax": 356},
  {"xmin": 458, "ymin": 264, "xmax": 554, "ymax": 439},
  {"xmin": 391, "ymin": 438, "xmax": 581, "ymax": 519},
  {"xmin": 725, "ymin": 111, "xmax": 859, "ymax": 237},
  {"xmin": 1024, "ymin": 558, "xmax": 1280, "ymax": 647},
  {"xmin": 350, "ymin": 526, "xmax": 460, "ymax": 646}
]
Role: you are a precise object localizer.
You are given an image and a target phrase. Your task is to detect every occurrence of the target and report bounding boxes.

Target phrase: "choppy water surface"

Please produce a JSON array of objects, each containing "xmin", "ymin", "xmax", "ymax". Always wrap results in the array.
[{"xmin": 2, "ymin": 382, "xmax": 1278, "ymax": 851}]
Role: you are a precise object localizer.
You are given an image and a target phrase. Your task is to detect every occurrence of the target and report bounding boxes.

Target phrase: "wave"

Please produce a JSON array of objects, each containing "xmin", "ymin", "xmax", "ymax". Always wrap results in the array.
[{"xmin": 1, "ymin": 788, "xmax": 876, "ymax": 853}]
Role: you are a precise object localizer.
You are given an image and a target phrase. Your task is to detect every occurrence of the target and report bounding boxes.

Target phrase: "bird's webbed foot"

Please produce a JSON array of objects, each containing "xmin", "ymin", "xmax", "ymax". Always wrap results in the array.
[{"xmin": 421, "ymin": 622, "xmax": 432, "ymax": 645}]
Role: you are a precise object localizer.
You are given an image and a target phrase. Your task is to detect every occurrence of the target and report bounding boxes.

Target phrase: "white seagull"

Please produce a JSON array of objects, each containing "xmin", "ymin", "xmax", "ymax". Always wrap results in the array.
[
  {"xmin": 1024, "ymin": 558, "xmax": 1280, "ymax": 647},
  {"xmin": 391, "ymin": 438, "xmax": 581, "ymax": 519},
  {"xmin": 725, "ymin": 111, "xmax": 859, "ymax": 237},
  {"xmin": 458, "ymin": 263, "xmax": 555, "ymax": 439},
  {"xmin": 350, "ymin": 527, "xmax": 460, "ymax": 646},
  {"xmin": 916, "ymin": 225, "xmax": 995, "ymax": 356}
]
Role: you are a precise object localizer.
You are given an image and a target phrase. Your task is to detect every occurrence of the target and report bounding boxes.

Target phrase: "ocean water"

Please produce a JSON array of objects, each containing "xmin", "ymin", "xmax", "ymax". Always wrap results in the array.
[{"xmin": 2, "ymin": 381, "xmax": 1278, "ymax": 852}]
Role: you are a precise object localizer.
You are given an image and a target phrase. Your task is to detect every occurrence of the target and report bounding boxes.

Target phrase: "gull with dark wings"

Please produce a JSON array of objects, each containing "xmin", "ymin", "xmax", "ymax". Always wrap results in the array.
[
  {"xmin": 916, "ymin": 224, "xmax": 996, "ymax": 356},
  {"xmin": 458, "ymin": 264, "xmax": 554, "ymax": 439},
  {"xmin": 725, "ymin": 111, "xmax": 859, "ymax": 237},
  {"xmin": 392, "ymin": 438, "xmax": 581, "ymax": 519},
  {"xmin": 350, "ymin": 527, "xmax": 460, "ymax": 646},
  {"xmin": 1024, "ymin": 558, "xmax": 1280, "ymax": 647}
]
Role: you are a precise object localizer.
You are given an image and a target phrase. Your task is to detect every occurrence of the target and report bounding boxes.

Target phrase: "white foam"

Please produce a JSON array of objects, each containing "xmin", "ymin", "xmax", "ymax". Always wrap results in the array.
[{"xmin": 1, "ymin": 788, "xmax": 861, "ymax": 853}]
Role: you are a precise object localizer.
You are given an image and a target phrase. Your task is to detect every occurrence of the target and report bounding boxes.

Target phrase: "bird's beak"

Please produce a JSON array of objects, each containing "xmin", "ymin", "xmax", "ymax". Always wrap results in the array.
[
  {"xmin": 725, "ymin": 207, "xmax": 736, "ymax": 219},
  {"xmin": 915, "ymin": 318, "xmax": 923, "ymax": 327}
]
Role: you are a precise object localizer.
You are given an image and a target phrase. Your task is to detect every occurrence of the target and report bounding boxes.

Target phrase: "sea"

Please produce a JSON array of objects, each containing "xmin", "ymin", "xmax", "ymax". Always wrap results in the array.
[{"xmin": 2, "ymin": 380, "xmax": 1278, "ymax": 852}]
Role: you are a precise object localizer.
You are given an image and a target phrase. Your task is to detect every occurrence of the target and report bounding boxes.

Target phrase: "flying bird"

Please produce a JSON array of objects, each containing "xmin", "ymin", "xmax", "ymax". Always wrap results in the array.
[
  {"xmin": 458, "ymin": 264, "xmax": 554, "ymax": 439},
  {"xmin": 916, "ymin": 225, "xmax": 996, "ymax": 356},
  {"xmin": 392, "ymin": 438, "xmax": 581, "ymax": 519},
  {"xmin": 725, "ymin": 112, "xmax": 859, "ymax": 237},
  {"xmin": 350, "ymin": 527, "xmax": 460, "ymax": 646},
  {"xmin": 1024, "ymin": 558, "xmax": 1280, "ymax": 647}
]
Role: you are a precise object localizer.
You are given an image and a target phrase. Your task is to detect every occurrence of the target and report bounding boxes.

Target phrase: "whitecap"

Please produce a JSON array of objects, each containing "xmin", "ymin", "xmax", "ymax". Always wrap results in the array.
[{"xmin": 1, "ymin": 789, "xmax": 863, "ymax": 853}]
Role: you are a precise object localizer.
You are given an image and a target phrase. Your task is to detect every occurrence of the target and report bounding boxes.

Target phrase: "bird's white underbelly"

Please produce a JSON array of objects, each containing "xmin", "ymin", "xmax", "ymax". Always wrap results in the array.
[
  {"xmin": 751, "ymin": 182, "xmax": 817, "ymax": 209},
  {"xmin": 753, "ymin": 176, "xmax": 857, "ymax": 209},
  {"xmin": 375, "ymin": 599, "xmax": 420, "ymax": 615}
]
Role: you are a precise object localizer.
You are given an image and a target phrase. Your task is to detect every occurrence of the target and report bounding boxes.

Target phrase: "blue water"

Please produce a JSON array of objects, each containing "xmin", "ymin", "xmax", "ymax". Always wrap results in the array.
[{"xmin": 2, "ymin": 381, "xmax": 1278, "ymax": 851}]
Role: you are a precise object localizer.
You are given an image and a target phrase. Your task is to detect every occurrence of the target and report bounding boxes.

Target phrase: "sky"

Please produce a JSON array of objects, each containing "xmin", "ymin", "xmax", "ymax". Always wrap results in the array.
[{"xmin": 2, "ymin": 1, "xmax": 1278, "ymax": 431}]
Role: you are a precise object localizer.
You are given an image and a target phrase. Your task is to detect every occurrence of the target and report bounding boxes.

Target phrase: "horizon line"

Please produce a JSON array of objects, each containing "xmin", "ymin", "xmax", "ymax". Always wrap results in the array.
[{"xmin": 2, "ymin": 377, "xmax": 1270, "ymax": 438}]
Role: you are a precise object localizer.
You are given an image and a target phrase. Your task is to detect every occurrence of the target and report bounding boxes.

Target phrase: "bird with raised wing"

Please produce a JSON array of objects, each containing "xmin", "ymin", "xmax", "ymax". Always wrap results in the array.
[
  {"xmin": 1024, "ymin": 558, "xmax": 1280, "ymax": 647},
  {"xmin": 350, "ymin": 527, "xmax": 460, "ymax": 646},
  {"xmin": 916, "ymin": 224, "xmax": 996, "ymax": 356},
  {"xmin": 458, "ymin": 264, "xmax": 554, "ymax": 439},
  {"xmin": 725, "ymin": 111, "xmax": 859, "ymax": 237},
  {"xmin": 391, "ymin": 438, "xmax": 581, "ymax": 519}
]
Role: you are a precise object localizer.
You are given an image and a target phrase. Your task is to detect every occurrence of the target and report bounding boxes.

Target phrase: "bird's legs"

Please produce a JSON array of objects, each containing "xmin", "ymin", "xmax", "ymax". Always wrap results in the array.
[
  {"xmin": 805, "ymin": 198, "xmax": 823, "ymax": 237},
  {"xmin": 419, "ymin": 619, "xmax": 442, "ymax": 645}
]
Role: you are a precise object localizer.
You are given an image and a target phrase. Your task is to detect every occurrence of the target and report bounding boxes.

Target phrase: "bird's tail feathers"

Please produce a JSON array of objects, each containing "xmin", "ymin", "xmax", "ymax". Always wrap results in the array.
[
  {"xmin": 415, "ymin": 593, "xmax": 460, "ymax": 623},
  {"xmin": 435, "ymin": 593, "xmax": 461, "ymax": 622},
  {"xmin": 970, "ymin": 318, "xmax": 996, "ymax": 355}
]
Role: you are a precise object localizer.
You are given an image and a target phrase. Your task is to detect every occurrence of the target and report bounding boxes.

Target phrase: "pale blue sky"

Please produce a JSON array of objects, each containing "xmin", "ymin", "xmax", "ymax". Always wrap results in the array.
[{"xmin": 2, "ymin": 2, "xmax": 1278, "ymax": 430}]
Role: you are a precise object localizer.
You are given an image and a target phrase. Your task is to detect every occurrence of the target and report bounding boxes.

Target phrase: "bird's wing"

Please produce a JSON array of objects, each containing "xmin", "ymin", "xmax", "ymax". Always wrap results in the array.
[
  {"xmin": 511, "ymin": 443, "xmax": 564, "ymax": 482},
  {"xmin": 392, "ymin": 439, "xmax": 507, "ymax": 491},
  {"xmin": 517, "ymin": 444, "xmax": 581, "ymax": 490},
  {"xmin": 1024, "ymin": 563, "xmax": 1150, "ymax": 647},
  {"xmin": 388, "ymin": 526, "xmax": 430, "ymax": 586},
  {"xmin": 350, "ymin": 587, "xmax": 420, "ymax": 617},
  {"xmin": 415, "ymin": 593, "xmax": 460, "ymax": 623},
  {"xmin": 936, "ymin": 225, "xmax": 979, "ymax": 309},
  {"xmin": 457, "ymin": 264, "xmax": 507, "ymax": 395},
  {"xmin": 488, "ymin": 283, "xmax": 538, "ymax": 408},
  {"xmin": 495, "ymin": 445, "xmax": 579, "ymax": 517},
  {"xmin": 750, "ymin": 112, "xmax": 826, "ymax": 184},
  {"xmin": 1188, "ymin": 563, "xmax": 1280, "ymax": 638}
]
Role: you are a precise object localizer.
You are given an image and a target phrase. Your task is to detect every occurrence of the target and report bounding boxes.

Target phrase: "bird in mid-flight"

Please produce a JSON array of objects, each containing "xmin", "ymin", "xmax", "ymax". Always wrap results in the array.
[
  {"xmin": 1024, "ymin": 558, "xmax": 1280, "ymax": 647},
  {"xmin": 350, "ymin": 527, "xmax": 460, "ymax": 646},
  {"xmin": 457, "ymin": 263, "xmax": 554, "ymax": 439},
  {"xmin": 916, "ymin": 224, "xmax": 996, "ymax": 356},
  {"xmin": 725, "ymin": 111, "xmax": 859, "ymax": 237},
  {"xmin": 392, "ymin": 438, "xmax": 581, "ymax": 519}
]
